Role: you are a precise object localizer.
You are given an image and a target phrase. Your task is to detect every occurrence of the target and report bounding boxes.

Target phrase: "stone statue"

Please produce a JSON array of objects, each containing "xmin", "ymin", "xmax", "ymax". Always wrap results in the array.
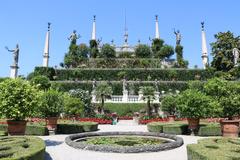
[
  {"xmin": 68, "ymin": 30, "xmax": 80, "ymax": 44},
  {"xmin": 174, "ymin": 29, "xmax": 182, "ymax": 45},
  {"xmin": 5, "ymin": 44, "xmax": 19, "ymax": 66},
  {"xmin": 123, "ymin": 78, "xmax": 127, "ymax": 92},
  {"xmin": 233, "ymin": 48, "xmax": 239, "ymax": 66},
  {"xmin": 92, "ymin": 79, "xmax": 97, "ymax": 90},
  {"xmin": 154, "ymin": 79, "xmax": 159, "ymax": 92}
]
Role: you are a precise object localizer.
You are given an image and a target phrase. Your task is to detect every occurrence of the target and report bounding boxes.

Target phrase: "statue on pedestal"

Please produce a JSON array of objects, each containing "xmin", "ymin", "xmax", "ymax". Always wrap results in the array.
[
  {"xmin": 174, "ymin": 29, "xmax": 182, "ymax": 45},
  {"xmin": 154, "ymin": 79, "xmax": 159, "ymax": 92},
  {"xmin": 68, "ymin": 30, "xmax": 80, "ymax": 45},
  {"xmin": 233, "ymin": 48, "xmax": 239, "ymax": 66},
  {"xmin": 92, "ymin": 79, "xmax": 97, "ymax": 91},
  {"xmin": 123, "ymin": 78, "xmax": 127, "ymax": 92},
  {"xmin": 5, "ymin": 44, "xmax": 19, "ymax": 66}
]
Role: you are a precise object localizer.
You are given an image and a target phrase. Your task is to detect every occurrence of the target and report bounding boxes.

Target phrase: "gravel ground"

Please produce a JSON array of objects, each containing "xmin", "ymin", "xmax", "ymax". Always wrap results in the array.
[{"xmin": 40, "ymin": 120, "xmax": 203, "ymax": 160}]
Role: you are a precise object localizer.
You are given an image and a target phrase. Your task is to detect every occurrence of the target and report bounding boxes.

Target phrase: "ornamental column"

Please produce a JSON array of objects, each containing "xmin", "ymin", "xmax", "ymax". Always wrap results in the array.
[
  {"xmin": 43, "ymin": 23, "xmax": 51, "ymax": 67},
  {"xmin": 155, "ymin": 15, "xmax": 160, "ymax": 39},
  {"xmin": 91, "ymin": 15, "xmax": 96, "ymax": 40},
  {"xmin": 201, "ymin": 22, "xmax": 209, "ymax": 69}
]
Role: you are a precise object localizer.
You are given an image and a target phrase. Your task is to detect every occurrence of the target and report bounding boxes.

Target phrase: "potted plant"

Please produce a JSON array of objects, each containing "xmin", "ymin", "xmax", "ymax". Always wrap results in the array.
[
  {"xmin": 39, "ymin": 89, "xmax": 64, "ymax": 131},
  {"xmin": 176, "ymin": 89, "xmax": 220, "ymax": 132},
  {"xmin": 161, "ymin": 95, "xmax": 177, "ymax": 122},
  {"xmin": 0, "ymin": 79, "xmax": 40, "ymax": 135},
  {"xmin": 204, "ymin": 78, "xmax": 240, "ymax": 137}
]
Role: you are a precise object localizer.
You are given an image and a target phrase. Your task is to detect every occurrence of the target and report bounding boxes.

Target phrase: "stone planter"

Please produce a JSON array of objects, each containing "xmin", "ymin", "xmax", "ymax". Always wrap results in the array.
[
  {"xmin": 168, "ymin": 115, "xmax": 175, "ymax": 122},
  {"xmin": 46, "ymin": 117, "xmax": 58, "ymax": 130},
  {"xmin": 7, "ymin": 120, "xmax": 27, "ymax": 135},
  {"xmin": 220, "ymin": 119, "xmax": 240, "ymax": 138},
  {"xmin": 187, "ymin": 118, "xmax": 200, "ymax": 130},
  {"xmin": 133, "ymin": 117, "xmax": 139, "ymax": 124}
]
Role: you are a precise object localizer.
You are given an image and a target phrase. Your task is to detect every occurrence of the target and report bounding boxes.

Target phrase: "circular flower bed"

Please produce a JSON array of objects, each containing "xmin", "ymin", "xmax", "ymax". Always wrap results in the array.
[{"xmin": 65, "ymin": 132, "xmax": 183, "ymax": 153}]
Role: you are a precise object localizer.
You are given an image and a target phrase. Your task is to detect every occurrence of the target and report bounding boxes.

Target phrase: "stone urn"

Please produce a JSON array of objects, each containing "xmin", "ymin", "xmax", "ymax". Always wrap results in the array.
[
  {"xmin": 220, "ymin": 119, "xmax": 240, "ymax": 138},
  {"xmin": 168, "ymin": 115, "xmax": 176, "ymax": 122},
  {"xmin": 46, "ymin": 117, "xmax": 58, "ymax": 130},
  {"xmin": 187, "ymin": 118, "xmax": 200, "ymax": 130}
]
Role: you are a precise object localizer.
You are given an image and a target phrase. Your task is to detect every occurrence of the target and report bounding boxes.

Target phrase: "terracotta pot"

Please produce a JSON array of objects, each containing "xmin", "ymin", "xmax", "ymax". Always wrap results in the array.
[
  {"xmin": 46, "ymin": 117, "xmax": 58, "ymax": 130},
  {"xmin": 168, "ymin": 115, "xmax": 175, "ymax": 122},
  {"xmin": 187, "ymin": 118, "xmax": 200, "ymax": 130},
  {"xmin": 220, "ymin": 119, "xmax": 240, "ymax": 138},
  {"xmin": 7, "ymin": 120, "xmax": 27, "ymax": 135}
]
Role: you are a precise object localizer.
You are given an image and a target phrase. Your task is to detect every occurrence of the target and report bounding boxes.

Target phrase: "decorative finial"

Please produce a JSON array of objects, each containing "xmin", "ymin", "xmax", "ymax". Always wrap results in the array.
[
  {"xmin": 138, "ymin": 39, "xmax": 141, "ymax": 44},
  {"xmin": 201, "ymin": 22, "xmax": 205, "ymax": 30},
  {"xmin": 48, "ymin": 22, "xmax": 51, "ymax": 31},
  {"xmin": 155, "ymin": 15, "xmax": 158, "ymax": 21},
  {"xmin": 93, "ymin": 15, "xmax": 96, "ymax": 21}
]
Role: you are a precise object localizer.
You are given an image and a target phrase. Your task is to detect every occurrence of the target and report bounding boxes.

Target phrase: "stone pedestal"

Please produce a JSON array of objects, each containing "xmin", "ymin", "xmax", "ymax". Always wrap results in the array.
[
  {"xmin": 122, "ymin": 90, "xmax": 128, "ymax": 103},
  {"xmin": 138, "ymin": 90, "xmax": 143, "ymax": 102},
  {"xmin": 154, "ymin": 91, "xmax": 160, "ymax": 103},
  {"xmin": 91, "ymin": 90, "xmax": 97, "ymax": 103},
  {"xmin": 10, "ymin": 65, "xmax": 19, "ymax": 79}
]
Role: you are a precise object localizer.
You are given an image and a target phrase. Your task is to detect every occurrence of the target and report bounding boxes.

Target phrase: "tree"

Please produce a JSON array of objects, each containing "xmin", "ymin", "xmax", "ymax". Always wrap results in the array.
[
  {"xmin": 89, "ymin": 40, "xmax": 99, "ymax": 58},
  {"xmin": 100, "ymin": 44, "xmax": 116, "ymax": 58},
  {"xmin": 95, "ymin": 82, "xmax": 113, "ymax": 114},
  {"xmin": 140, "ymin": 86, "xmax": 155, "ymax": 116},
  {"xmin": 77, "ymin": 43, "xmax": 89, "ymax": 58},
  {"xmin": 151, "ymin": 38, "xmax": 164, "ymax": 56},
  {"xmin": 30, "ymin": 75, "xmax": 51, "ymax": 91},
  {"xmin": 135, "ymin": 44, "xmax": 152, "ymax": 58},
  {"xmin": 175, "ymin": 45, "xmax": 188, "ymax": 68},
  {"xmin": 157, "ymin": 45, "xmax": 174, "ymax": 59},
  {"xmin": 161, "ymin": 95, "xmax": 177, "ymax": 116},
  {"xmin": 211, "ymin": 31, "xmax": 240, "ymax": 71}
]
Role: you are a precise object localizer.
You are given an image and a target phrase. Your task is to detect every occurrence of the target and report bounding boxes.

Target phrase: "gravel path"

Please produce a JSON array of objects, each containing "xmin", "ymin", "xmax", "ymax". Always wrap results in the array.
[{"xmin": 40, "ymin": 120, "xmax": 203, "ymax": 160}]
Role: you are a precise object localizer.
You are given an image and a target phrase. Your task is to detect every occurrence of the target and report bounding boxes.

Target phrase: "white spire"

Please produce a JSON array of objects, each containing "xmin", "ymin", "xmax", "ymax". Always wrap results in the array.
[
  {"xmin": 123, "ymin": 11, "xmax": 129, "ymax": 47},
  {"xmin": 43, "ymin": 23, "xmax": 50, "ymax": 67},
  {"xmin": 155, "ymin": 15, "xmax": 160, "ymax": 39},
  {"xmin": 91, "ymin": 15, "xmax": 96, "ymax": 40},
  {"xmin": 201, "ymin": 22, "xmax": 209, "ymax": 69}
]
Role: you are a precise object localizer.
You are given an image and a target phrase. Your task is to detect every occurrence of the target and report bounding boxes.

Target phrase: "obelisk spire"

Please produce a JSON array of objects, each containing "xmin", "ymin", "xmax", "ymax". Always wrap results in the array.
[
  {"xmin": 123, "ymin": 11, "xmax": 128, "ymax": 47},
  {"xmin": 91, "ymin": 15, "xmax": 96, "ymax": 40},
  {"xmin": 155, "ymin": 15, "xmax": 160, "ymax": 39},
  {"xmin": 43, "ymin": 22, "xmax": 50, "ymax": 67},
  {"xmin": 201, "ymin": 22, "xmax": 209, "ymax": 69}
]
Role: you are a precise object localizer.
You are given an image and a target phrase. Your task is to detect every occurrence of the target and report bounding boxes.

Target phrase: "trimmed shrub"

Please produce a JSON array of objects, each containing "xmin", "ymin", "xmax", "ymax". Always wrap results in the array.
[
  {"xmin": 25, "ymin": 125, "xmax": 48, "ymax": 136},
  {"xmin": 187, "ymin": 138, "xmax": 240, "ymax": 160},
  {"xmin": 102, "ymin": 103, "xmax": 146, "ymax": 116},
  {"xmin": 198, "ymin": 124, "xmax": 221, "ymax": 136},
  {"xmin": 0, "ymin": 136, "xmax": 45, "ymax": 160},
  {"xmin": 0, "ymin": 131, "xmax": 7, "ymax": 136},
  {"xmin": 57, "ymin": 122, "xmax": 98, "ymax": 134},
  {"xmin": 163, "ymin": 124, "xmax": 188, "ymax": 135},
  {"xmin": 53, "ymin": 68, "xmax": 213, "ymax": 81},
  {"xmin": 147, "ymin": 122, "xmax": 167, "ymax": 133}
]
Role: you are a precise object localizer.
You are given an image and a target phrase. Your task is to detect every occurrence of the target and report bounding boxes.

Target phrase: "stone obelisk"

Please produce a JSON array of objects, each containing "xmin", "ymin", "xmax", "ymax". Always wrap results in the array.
[
  {"xmin": 155, "ymin": 15, "xmax": 160, "ymax": 39},
  {"xmin": 91, "ymin": 15, "xmax": 96, "ymax": 40},
  {"xmin": 201, "ymin": 22, "xmax": 209, "ymax": 69},
  {"xmin": 43, "ymin": 23, "xmax": 51, "ymax": 67}
]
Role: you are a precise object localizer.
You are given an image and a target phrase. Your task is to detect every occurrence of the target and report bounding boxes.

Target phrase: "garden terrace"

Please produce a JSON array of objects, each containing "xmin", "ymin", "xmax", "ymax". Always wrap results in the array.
[
  {"xmin": 51, "ymin": 81, "xmax": 189, "ymax": 94},
  {"xmin": 187, "ymin": 138, "xmax": 240, "ymax": 160},
  {"xmin": 64, "ymin": 58, "xmax": 174, "ymax": 69},
  {"xmin": 31, "ymin": 67, "xmax": 214, "ymax": 81},
  {"xmin": 0, "ymin": 136, "xmax": 45, "ymax": 160}
]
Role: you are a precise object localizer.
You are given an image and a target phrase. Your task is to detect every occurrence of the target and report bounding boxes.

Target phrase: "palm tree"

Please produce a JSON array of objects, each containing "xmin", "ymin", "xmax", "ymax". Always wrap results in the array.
[
  {"xmin": 95, "ymin": 82, "xmax": 113, "ymax": 114},
  {"xmin": 140, "ymin": 86, "xmax": 156, "ymax": 116}
]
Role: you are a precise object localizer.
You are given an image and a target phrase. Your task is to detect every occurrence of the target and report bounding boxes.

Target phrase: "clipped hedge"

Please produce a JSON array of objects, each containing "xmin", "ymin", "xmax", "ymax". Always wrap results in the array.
[
  {"xmin": 0, "ymin": 131, "xmax": 7, "ymax": 136},
  {"xmin": 57, "ymin": 122, "xmax": 98, "ymax": 134},
  {"xmin": 51, "ymin": 81, "xmax": 188, "ymax": 95},
  {"xmin": 187, "ymin": 138, "xmax": 240, "ymax": 160},
  {"xmin": 0, "ymin": 136, "xmax": 45, "ymax": 160},
  {"xmin": 198, "ymin": 124, "xmax": 221, "ymax": 136},
  {"xmin": 163, "ymin": 124, "xmax": 189, "ymax": 135},
  {"xmin": 53, "ymin": 68, "xmax": 213, "ymax": 81},
  {"xmin": 102, "ymin": 103, "xmax": 146, "ymax": 116},
  {"xmin": 147, "ymin": 122, "xmax": 221, "ymax": 136}
]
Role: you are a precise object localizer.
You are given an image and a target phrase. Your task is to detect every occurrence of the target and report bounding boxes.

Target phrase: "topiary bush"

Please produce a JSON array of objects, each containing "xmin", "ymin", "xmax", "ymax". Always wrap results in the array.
[
  {"xmin": 57, "ymin": 122, "xmax": 98, "ymax": 134},
  {"xmin": 162, "ymin": 124, "xmax": 188, "ymax": 135},
  {"xmin": 198, "ymin": 124, "xmax": 221, "ymax": 136},
  {"xmin": 0, "ymin": 136, "xmax": 45, "ymax": 160},
  {"xmin": 103, "ymin": 103, "xmax": 146, "ymax": 116},
  {"xmin": 147, "ymin": 122, "xmax": 167, "ymax": 133},
  {"xmin": 30, "ymin": 75, "xmax": 51, "ymax": 90},
  {"xmin": 187, "ymin": 138, "xmax": 240, "ymax": 160}
]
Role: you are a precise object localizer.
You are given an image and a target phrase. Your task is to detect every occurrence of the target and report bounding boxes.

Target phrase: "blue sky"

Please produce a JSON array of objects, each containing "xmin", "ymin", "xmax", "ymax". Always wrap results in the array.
[{"xmin": 0, "ymin": 0, "xmax": 240, "ymax": 77}]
